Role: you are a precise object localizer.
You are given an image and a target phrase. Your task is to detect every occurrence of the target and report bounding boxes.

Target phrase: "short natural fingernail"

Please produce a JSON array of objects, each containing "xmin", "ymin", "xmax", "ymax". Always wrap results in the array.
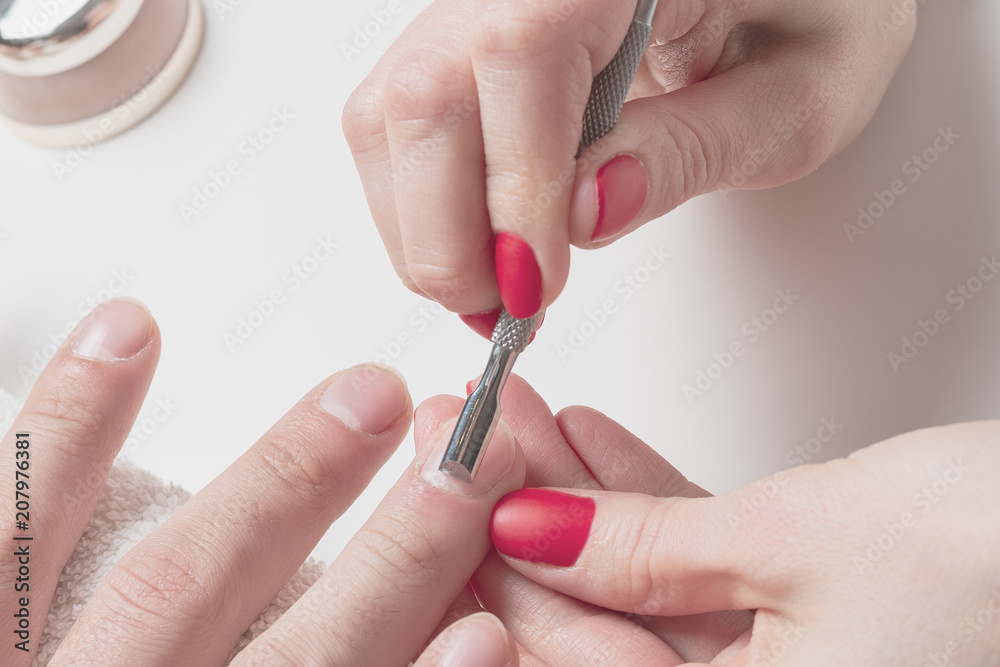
[
  {"xmin": 320, "ymin": 364, "xmax": 409, "ymax": 435},
  {"xmin": 591, "ymin": 155, "xmax": 647, "ymax": 242},
  {"xmin": 420, "ymin": 418, "xmax": 516, "ymax": 497},
  {"xmin": 495, "ymin": 233, "xmax": 542, "ymax": 318},
  {"xmin": 459, "ymin": 308, "xmax": 502, "ymax": 341},
  {"xmin": 436, "ymin": 613, "xmax": 512, "ymax": 667},
  {"xmin": 72, "ymin": 298, "xmax": 154, "ymax": 361},
  {"xmin": 490, "ymin": 488, "xmax": 596, "ymax": 566}
]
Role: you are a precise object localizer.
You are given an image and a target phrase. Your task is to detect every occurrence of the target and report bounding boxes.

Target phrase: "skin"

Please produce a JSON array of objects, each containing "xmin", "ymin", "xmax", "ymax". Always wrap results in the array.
[
  {"xmin": 4, "ymin": 302, "xmax": 998, "ymax": 664},
  {"xmin": 0, "ymin": 300, "xmax": 521, "ymax": 667},
  {"xmin": 344, "ymin": 0, "xmax": 916, "ymax": 316},
  {"xmin": 486, "ymin": 416, "xmax": 1000, "ymax": 665}
]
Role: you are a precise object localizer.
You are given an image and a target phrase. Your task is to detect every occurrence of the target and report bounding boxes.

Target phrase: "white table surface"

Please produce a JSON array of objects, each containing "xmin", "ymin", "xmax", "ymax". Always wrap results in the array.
[{"xmin": 1, "ymin": 0, "xmax": 997, "ymax": 564}]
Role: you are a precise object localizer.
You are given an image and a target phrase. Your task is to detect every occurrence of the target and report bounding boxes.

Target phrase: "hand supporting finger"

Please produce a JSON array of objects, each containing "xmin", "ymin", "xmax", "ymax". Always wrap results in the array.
[{"xmin": 491, "ymin": 487, "xmax": 770, "ymax": 616}]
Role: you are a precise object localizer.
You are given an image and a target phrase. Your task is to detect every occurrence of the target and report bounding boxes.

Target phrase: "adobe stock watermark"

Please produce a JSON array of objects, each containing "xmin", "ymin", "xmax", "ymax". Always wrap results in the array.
[
  {"xmin": 224, "ymin": 236, "xmax": 339, "ymax": 352},
  {"xmin": 923, "ymin": 589, "xmax": 1000, "ymax": 667},
  {"xmin": 51, "ymin": 65, "xmax": 170, "ymax": 182},
  {"xmin": 784, "ymin": 417, "xmax": 845, "ymax": 467},
  {"xmin": 3, "ymin": 0, "xmax": 83, "ymax": 39},
  {"xmin": 554, "ymin": 246, "xmax": 672, "ymax": 362},
  {"xmin": 854, "ymin": 459, "xmax": 971, "ymax": 575},
  {"xmin": 514, "ymin": 498, "xmax": 592, "ymax": 562},
  {"xmin": 682, "ymin": 288, "xmax": 800, "ymax": 404},
  {"xmin": 212, "ymin": 0, "xmax": 251, "ymax": 20},
  {"xmin": 366, "ymin": 276, "xmax": 468, "ymax": 369},
  {"xmin": 726, "ymin": 471, "xmax": 790, "ymax": 529},
  {"xmin": 727, "ymin": 417, "xmax": 844, "ymax": 530},
  {"xmin": 17, "ymin": 268, "xmax": 137, "ymax": 386},
  {"xmin": 887, "ymin": 254, "xmax": 999, "ymax": 373},
  {"xmin": 179, "ymin": 107, "xmax": 295, "ymax": 224},
  {"xmin": 718, "ymin": 90, "xmax": 830, "ymax": 201},
  {"xmin": 121, "ymin": 396, "xmax": 180, "ymax": 456},
  {"xmin": 879, "ymin": 0, "xmax": 929, "ymax": 39},
  {"xmin": 844, "ymin": 126, "xmax": 960, "ymax": 244},
  {"xmin": 752, "ymin": 619, "xmax": 806, "ymax": 667},
  {"xmin": 370, "ymin": 300, "xmax": 451, "ymax": 367},
  {"xmin": 340, "ymin": 0, "xmax": 414, "ymax": 64}
]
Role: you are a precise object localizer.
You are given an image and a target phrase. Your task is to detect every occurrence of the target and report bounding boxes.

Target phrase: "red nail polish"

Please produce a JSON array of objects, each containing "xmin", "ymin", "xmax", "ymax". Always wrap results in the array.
[
  {"xmin": 592, "ymin": 155, "xmax": 647, "ymax": 242},
  {"xmin": 495, "ymin": 233, "xmax": 542, "ymax": 319},
  {"xmin": 490, "ymin": 489, "xmax": 596, "ymax": 566},
  {"xmin": 466, "ymin": 380, "xmax": 475, "ymax": 396},
  {"xmin": 460, "ymin": 308, "xmax": 502, "ymax": 341}
]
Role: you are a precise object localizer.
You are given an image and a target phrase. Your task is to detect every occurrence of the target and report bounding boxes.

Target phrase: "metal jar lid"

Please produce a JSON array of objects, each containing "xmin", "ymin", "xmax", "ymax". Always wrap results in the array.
[{"xmin": 0, "ymin": 0, "xmax": 146, "ymax": 77}]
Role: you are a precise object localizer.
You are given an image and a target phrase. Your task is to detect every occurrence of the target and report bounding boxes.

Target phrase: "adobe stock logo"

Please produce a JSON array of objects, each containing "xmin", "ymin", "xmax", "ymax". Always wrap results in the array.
[
  {"xmin": 845, "ymin": 126, "xmax": 960, "ymax": 245},
  {"xmin": 887, "ymin": 255, "xmax": 999, "ymax": 373}
]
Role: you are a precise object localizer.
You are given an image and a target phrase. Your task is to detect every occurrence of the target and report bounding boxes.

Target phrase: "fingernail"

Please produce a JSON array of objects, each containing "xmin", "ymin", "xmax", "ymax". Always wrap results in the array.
[
  {"xmin": 591, "ymin": 155, "xmax": 647, "ymax": 242},
  {"xmin": 466, "ymin": 380, "xmax": 475, "ymax": 396},
  {"xmin": 437, "ymin": 613, "xmax": 511, "ymax": 667},
  {"xmin": 459, "ymin": 308, "xmax": 502, "ymax": 341},
  {"xmin": 71, "ymin": 298, "xmax": 153, "ymax": 361},
  {"xmin": 420, "ymin": 418, "xmax": 516, "ymax": 497},
  {"xmin": 490, "ymin": 488, "xmax": 595, "ymax": 566},
  {"xmin": 320, "ymin": 364, "xmax": 409, "ymax": 435},
  {"xmin": 495, "ymin": 233, "xmax": 542, "ymax": 319}
]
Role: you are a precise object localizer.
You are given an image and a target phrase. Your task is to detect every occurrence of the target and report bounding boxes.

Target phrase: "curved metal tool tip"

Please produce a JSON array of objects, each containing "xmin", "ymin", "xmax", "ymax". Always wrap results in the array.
[{"xmin": 438, "ymin": 460, "xmax": 474, "ymax": 483}]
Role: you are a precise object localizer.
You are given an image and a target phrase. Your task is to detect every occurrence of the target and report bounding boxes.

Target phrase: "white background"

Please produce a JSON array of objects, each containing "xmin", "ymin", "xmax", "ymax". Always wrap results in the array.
[{"xmin": 1, "ymin": 0, "xmax": 998, "ymax": 564}]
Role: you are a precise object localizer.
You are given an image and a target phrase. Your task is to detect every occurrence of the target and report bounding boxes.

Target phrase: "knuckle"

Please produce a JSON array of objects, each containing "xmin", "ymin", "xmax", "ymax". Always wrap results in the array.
[
  {"xmin": 253, "ymin": 429, "xmax": 338, "ymax": 515},
  {"xmin": 471, "ymin": 0, "xmax": 557, "ymax": 61},
  {"xmin": 406, "ymin": 260, "xmax": 473, "ymax": 310},
  {"xmin": 384, "ymin": 48, "xmax": 474, "ymax": 127},
  {"xmin": 343, "ymin": 82, "xmax": 387, "ymax": 155},
  {"xmin": 357, "ymin": 513, "xmax": 446, "ymax": 590},
  {"xmin": 103, "ymin": 542, "xmax": 225, "ymax": 627},
  {"xmin": 649, "ymin": 112, "xmax": 714, "ymax": 206},
  {"xmin": 625, "ymin": 500, "xmax": 665, "ymax": 606},
  {"xmin": 21, "ymin": 385, "xmax": 106, "ymax": 456}
]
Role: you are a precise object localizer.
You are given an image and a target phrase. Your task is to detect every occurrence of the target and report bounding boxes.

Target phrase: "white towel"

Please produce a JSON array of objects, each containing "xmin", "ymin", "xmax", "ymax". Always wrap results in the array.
[{"xmin": 0, "ymin": 389, "xmax": 325, "ymax": 665}]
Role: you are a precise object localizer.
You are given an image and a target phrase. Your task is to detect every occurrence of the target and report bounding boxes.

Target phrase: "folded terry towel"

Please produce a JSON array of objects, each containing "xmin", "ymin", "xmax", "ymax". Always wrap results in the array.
[{"xmin": 0, "ymin": 388, "xmax": 325, "ymax": 665}]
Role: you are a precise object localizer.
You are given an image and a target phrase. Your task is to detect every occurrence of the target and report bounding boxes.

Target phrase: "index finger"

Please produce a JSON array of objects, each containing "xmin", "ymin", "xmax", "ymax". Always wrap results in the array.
[{"xmin": 234, "ymin": 411, "xmax": 526, "ymax": 666}]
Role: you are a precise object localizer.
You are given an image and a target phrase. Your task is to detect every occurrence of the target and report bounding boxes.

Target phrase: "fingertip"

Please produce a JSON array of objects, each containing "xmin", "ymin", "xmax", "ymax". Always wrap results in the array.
[
  {"xmin": 319, "ymin": 364, "xmax": 412, "ymax": 436},
  {"xmin": 71, "ymin": 298, "xmax": 156, "ymax": 362},
  {"xmin": 418, "ymin": 612, "xmax": 515, "ymax": 667}
]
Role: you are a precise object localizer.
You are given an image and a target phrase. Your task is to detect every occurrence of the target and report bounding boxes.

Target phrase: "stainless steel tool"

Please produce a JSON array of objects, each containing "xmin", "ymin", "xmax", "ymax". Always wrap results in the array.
[{"xmin": 439, "ymin": 0, "xmax": 659, "ymax": 482}]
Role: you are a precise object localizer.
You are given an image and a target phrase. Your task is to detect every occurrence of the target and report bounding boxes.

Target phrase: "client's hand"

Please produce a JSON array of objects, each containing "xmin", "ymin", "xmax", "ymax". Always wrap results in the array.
[
  {"xmin": 0, "ymin": 298, "xmax": 523, "ymax": 666},
  {"xmin": 424, "ymin": 375, "xmax": 753, "ymax": 665}
]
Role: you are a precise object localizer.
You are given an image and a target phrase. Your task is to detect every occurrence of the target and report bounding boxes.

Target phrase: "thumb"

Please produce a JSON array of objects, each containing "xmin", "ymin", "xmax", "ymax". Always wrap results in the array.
[
  {"xmin": 413, "ymin": 612, "xmax": 518, "ymax": 667},
  {"xmin": 567, "ymin": 39, "xmax": 883, "ymax": 247},
  {"xmin": 490, "ymin": 485, "xmax": 783, "ymax": 616}
]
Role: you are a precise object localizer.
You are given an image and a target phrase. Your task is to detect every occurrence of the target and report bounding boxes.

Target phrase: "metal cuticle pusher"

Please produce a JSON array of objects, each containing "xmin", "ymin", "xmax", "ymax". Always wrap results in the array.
[{"xmin": 438, "ymin": 0, "xmax": 660, "ymax": 482}]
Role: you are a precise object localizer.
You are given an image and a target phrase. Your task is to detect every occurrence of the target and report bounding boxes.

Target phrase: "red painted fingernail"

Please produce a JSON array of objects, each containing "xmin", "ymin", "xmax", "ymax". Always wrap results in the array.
[
  {"xmin": 460, "ymin": 308, "xmax": 502, "ymax": 341},
  {"xmin": 592, "ymin": 155, "xmax": 647, "ymax": 242},
  {"xmin": 490, "ymin": 489, "xmax": 596, "ymax": 566},
  {"xmin": 466, "ymin": 380, "xmax": 475, "ymax": 396},
  {"xmin": 495, "ymin": 233, "xmax": 542, "ymax": 319}
]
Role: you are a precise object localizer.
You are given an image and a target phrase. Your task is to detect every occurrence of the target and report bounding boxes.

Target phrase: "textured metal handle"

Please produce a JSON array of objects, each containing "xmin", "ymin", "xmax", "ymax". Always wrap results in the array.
[
  {"xmin": 440, "ymin": 0, "xmax": 658, "ymax": 482},
  {"xmin": 578, "ymin": 4, "xmax": 655, "ymax": 156}
]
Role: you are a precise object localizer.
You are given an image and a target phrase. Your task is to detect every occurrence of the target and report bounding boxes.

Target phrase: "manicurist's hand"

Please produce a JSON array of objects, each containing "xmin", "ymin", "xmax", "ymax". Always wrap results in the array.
[
  {"xmin": 489, "ymin": 415, "xmax": 1000, "ymax": 665},
  {"xmin": 1, "ymin": 298, "xmax": 524, "ymax": 666},
  {"xmin": 344, "ymin": 0, "xmax": 916, "ymax": 331}
]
